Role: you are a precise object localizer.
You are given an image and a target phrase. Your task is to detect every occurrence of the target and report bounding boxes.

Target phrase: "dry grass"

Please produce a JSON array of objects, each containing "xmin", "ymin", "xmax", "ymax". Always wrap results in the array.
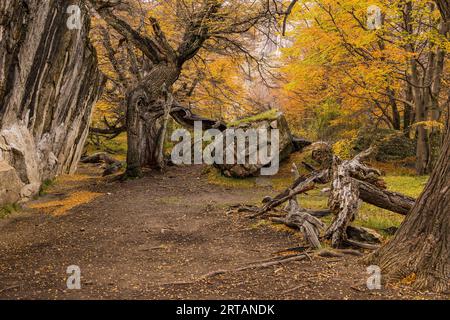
[{"xmin": 28, "ymin": 191, "xmax": 103, "ymax": 216}]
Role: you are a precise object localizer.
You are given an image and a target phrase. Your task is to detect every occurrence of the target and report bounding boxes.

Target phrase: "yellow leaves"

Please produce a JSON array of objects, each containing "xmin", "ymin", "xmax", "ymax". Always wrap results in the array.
[
  {"xmin": 28, "ymin": 191, "xmax": 103, "ymax": 216},
  {"xmin": 179, "ymin": 52, "xmax": 249, "ymax": 121},
  {"xmin": 278, "ymin": 0, "xmax": 449, "ymax": 140},
  {"xmin": 399, "ymin": 273, "xmax": 417, "ymax": 286},
  {"xmin": 411, "ymin": 121, "xmax": 445, "ymax": 131},
  {"xmin": 333, "ymin": 138, "xmax": 356, "ymax": 160}
]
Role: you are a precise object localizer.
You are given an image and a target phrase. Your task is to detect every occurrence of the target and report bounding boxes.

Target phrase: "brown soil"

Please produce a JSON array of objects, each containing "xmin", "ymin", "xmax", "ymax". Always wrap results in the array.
[{"xmin": 0, "ymin": 165, "xmax": 446, "ymax": 300}]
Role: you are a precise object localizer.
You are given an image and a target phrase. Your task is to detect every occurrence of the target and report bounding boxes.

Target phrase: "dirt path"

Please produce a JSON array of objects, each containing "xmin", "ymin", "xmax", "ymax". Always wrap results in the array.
[{"xmin": 0, "ymin": 165, "xmax": 445, "ymax": 300}]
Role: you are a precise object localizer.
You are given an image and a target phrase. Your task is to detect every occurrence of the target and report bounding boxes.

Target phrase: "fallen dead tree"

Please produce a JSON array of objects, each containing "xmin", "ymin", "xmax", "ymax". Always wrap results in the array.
[
  {"xmin": 270, "ymin": 198, "xmax": 325, "ymax": 249},
  {"xmin": 81, "ymin": 152, "xmax": 123, "ymax": 176},
  {"xmin": 234, "ymin": 143, "xmax": 417, "ymax": 249},
  {"xmin": 251, "ymin": 169, "xmax": 330, "ymax": 219},
  {"xmin": 358, "ymin": 181, "xmax": 415, "ymax": 215}
]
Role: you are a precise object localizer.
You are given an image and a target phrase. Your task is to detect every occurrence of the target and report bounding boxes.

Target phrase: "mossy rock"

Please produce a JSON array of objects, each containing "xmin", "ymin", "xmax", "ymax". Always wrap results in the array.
[
  {"xmin": 227, "ymin": 109, "xmax": 279, "ymax": 127},
  {"xmin": 217, "ymin": 111, "xmax": 297, "ymax": 178}
]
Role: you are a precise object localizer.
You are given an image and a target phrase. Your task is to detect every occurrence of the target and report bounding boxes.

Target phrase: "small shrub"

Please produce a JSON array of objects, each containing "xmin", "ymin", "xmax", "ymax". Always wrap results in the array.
[
  {"xmin": 354, "ymin": 128, "xmax": 416, "ymax": 161},
  {"xmin": 39, "ymin": 179, "xmax": 55, "ymax": 196},
  {"xmin": 0, "ymin": 203, "xmax": 20, "ymax": 219},
  {"xmin": 333, "ymin": 138, "xmax": 356, "ymax": 160}
]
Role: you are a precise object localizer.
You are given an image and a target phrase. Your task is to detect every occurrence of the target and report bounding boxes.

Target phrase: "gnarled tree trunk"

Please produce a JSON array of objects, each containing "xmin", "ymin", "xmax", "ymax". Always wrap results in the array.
[
  {"xmin": 125, "ymin": 63, "xmax": 181, "ymax": 177},
  {"xmin": 368, "ymin": 0, "xmax": 449, "ymax": 292},
  {"xmin": 368, "ymin": 119, "xmax": 449, "ymax": 292}
]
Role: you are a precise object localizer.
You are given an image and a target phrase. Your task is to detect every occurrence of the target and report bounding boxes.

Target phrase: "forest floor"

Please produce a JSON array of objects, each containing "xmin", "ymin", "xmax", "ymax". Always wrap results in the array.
[{"xmin": 0, "ymin": 163, "xmax": 447, "ymax": 300}]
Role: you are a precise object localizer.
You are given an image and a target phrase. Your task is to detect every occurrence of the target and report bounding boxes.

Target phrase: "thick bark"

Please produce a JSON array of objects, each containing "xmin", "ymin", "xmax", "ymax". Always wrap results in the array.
[
  {"xmin": 324, "ymin": 150, "xmax": 378, "ymax": 248},
  {"xmin": 324, "ymin": 148, "xmax": 412, "ymax": 247},
  {"xmin": 368, "ymin": 120, "xmax": 449, "ymax": 292},
  {"xmin": 90, "ymin": 0, "xmax": 223, "ymax": 177},
  {"xmin": 125, "ymin": 64, "xmax": 181, "ymax": 177},
  {"xmin": 368, "ymin": 0, "xmax": 450, "ymax": 293},
  {"xmin": 0, "ymin": 0, "xmax": 104, "ymax": 204}
]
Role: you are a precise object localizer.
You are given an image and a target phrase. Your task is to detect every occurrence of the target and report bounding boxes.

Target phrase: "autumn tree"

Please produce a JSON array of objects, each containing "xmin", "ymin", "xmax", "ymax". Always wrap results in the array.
[
  {"xmin": 280, "ymin": 0, "xmax": 449, "ymax": 173},
  {"xmin": 86, "ymin": 0, "xmax": 279, "ymax": 177}
]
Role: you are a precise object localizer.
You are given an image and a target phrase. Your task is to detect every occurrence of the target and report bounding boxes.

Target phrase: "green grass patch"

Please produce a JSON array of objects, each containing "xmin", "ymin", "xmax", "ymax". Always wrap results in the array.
[
  {"xmin": 38, "ymin": 178, "xmax": 56, "ymax": 197},
  {"xmin": 207, "ymin": 157, "xmax": 428, "ymax": 236},
  {"xmin": 0, "ymin": 203, "xmax": 21, "ymax": 219},
  {"xmin": 206, "ymin": 167, "xmax": 256, "ymax": 189},
  {"xmin": 356, "ymin": 204, "xmax": 404, "ymax": 232},
  {"xmin": 228, "ymin": 109, "xmax": 279, "ymax": 127},
  {"xmin": 384, "ymin": 175, "xmax": 428, "ymax": 198}
]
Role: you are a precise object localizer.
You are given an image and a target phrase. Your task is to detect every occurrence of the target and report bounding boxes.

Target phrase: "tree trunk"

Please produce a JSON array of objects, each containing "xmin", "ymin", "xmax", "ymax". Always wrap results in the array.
[
  {"xmin": 125, "ymin": 63, "xmax": 181, "ymax": 177},
  {"xmin": 0, "ymin": 0, "xmax": 104, "ymax": 204},
  {"xmin": 358, "ymin": 181, "xmax": 415, "ymax": 215},
  {"xmin": 403, "ymin": 82, "xmax": 414, "ymax": 136},
  {"xmin": 368, "ymin": 0, "xmax": 450, "ymax": 293},
  {"xmin": 410, "ymin": 58, "xmax": 431, "ymax": 175},
  {"xmin": 368, "ymin": 119, "xmax": 449, "ymax": 292},
  {"xmin": 388, "ymin": 89, "xmax": 401, "ymax": 131}
]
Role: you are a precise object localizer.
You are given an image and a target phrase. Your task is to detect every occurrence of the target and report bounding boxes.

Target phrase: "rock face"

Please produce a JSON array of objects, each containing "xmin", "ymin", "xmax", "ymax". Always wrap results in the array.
[
  {"xmin": 0, "ymin": 161, "xmax": 23, "ymax": 205},
  {"xmin": 0, "ymin": 0, "xmax": 104, "ymax": 205}
]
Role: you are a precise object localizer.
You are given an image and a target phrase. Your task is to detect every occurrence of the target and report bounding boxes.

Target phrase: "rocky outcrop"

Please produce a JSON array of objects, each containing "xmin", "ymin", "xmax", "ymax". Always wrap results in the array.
[
  {"xmin": 216, "ymin": 112, "xmax": 311, "ymax": 178},
  {"xmin": 0, "ymin": 161, "xmax": 23, "ymax": 205},
  {"xmin": 0, "ymin": 0, "xmax": 104, "ymax": 205}
]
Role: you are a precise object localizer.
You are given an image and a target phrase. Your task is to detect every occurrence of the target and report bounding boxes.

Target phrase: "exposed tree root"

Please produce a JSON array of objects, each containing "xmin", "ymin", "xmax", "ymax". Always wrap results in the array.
[
  {"xmin": 250, "ymin": 169, "xmax": 330, "ymax": 219},
  {"xmin": 270, "ymin": 198, "xmax": 325, "ymax": 249},
  {"xmin": 159, "ymin": 254, "xmax": 311, "ymax": 286},
  {"xmin": 344, "ymin": 239, "xmax": 380, "ymax": 250},
  {"xmin": 81, "ymin": 152, "xmax": 123, "ymax": 176},
  {"xmin": 198, "ymin": 254, "xmax": 310, "ymax": 280},
  {"xmin": 315, "ymin": 248, "xmax": 364, "ymax": 258}
]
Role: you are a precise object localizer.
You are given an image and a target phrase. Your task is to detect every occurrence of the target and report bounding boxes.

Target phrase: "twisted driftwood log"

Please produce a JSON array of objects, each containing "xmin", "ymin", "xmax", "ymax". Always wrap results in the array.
[
  {"xmin": 236, "ymin": 143, "xmax": 416, "ymax": 249},
  {"xmin": 251, "ymin": 169, "xmax": 330, "ymax": 219},
  {"xmin": 248, "ymin": 169, "xmax": 331, "ymax": 249},
  {"xmin": 358, "ymin": 181, "xmax": 415, "ymax": 215},
  {"xmin": 271, "ymin": 198, "xmax": 325, "ymax": 249},
  {"xmin": 325, "ymin": 148, "xmax": 377, "ymax": 247},
  {"xmin": 324, "ymin": 147, "xmax": 415, "ymax": 247}
]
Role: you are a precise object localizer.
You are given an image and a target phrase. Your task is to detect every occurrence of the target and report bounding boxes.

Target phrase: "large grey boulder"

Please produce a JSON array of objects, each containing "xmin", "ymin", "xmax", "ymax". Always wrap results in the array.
[
  {"xmin": 0, "ymin": 161, "xmax": 23, "ymax": 205},
  {"xmin": 215, "ymin": 111, "xmax": 311, "ymax": 178}
]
